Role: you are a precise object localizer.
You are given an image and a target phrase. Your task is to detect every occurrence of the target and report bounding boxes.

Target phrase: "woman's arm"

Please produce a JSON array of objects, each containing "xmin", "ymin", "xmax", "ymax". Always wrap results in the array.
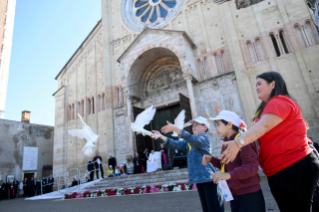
[{"xmin": 220, "ymin": 113, "xmax": 283, "ymax": 164}]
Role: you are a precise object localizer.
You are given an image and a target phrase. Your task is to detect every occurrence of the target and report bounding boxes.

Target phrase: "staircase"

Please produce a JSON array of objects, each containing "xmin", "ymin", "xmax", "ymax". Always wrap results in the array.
[{"xmin": 85, "ymin": 168, "xmax": 189, "ymax": 190}]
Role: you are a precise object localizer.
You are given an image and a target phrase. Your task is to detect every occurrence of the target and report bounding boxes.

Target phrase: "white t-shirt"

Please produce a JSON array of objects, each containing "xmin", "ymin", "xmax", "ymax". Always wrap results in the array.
[{"xmin": 97, "ymin": 158, "xmax": 101, "ymax": 165}]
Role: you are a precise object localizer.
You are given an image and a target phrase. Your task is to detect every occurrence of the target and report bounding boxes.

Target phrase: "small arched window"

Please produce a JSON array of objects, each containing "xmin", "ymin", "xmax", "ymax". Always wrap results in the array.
[
  {"xmin": 72, "ymin": 103, "xmax": 75, "ymax": 120},
  {"xmin": 294, "ymin": 25, "xmax": 307, "ymax": 48},
  {"xmin": 102, "ymin": 93, "xmax": 105, "ymax": 110},
  {"xmin": 81, "ymin": 100, "xmax": 84, "ymax": 116},
  {"xmin": 87, "ymin": 99, "xmax": 91, "ymax": 115},
  {"xmin": 305, "ymin": 21, "xmax": 318, "ymax": 46},
  {"xmin": 211, "ymin": 53, "xmax": 219, "ymax": 75},
  {"xmin": 91, "ymin": 97, "xmax": 95, "ymax": 114},
  {"xmin": 68, "ymin": 105, "xmax": 72, "ymax": 121},
  {"xmin": 77, "ymin": 102, "xmax": 81, "ymax": 117},
  {"xmin": 270, "ymin": 34, "xmax": 281, "ymax": 57},
  {"xmin": 97, "ymin": 94, "xmax": 101, "ymax": 112},
  {"xmin": 247, "ymin": 42, "xmax": 257, "ymax": 64},
  {"xmin": 279, "ymin": 30, "xmax": 289, "ymax": 54},
  {"xmin": 255, "ymin": 39, "xmax": 266, "ymax": 61}
]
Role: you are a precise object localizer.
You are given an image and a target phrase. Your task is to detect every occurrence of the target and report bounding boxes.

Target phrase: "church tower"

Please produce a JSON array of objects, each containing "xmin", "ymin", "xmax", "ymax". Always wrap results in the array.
[{"xmin": 0, "ymin": 0, "xmax": 16, "ymax": 119}]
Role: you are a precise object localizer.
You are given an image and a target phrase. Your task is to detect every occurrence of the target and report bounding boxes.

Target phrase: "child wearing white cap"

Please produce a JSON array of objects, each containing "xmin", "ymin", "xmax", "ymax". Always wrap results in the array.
[
  {"xmin": 203, "ymin": 110, "xmax": 265, "ymax": 212},
  {"xmin": 151, "ymin": 116, "xmax": 224, "ymax": 212}
]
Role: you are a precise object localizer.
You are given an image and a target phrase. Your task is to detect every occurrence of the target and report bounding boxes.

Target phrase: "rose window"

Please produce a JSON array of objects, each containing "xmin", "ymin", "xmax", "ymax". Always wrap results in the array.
[
  {"xmin": 121, "ymin": 0, "xmax": 184, "ymax": 31},
  {"xmin": 134, "ymin": 0, "xmax": 177, "ymax": 24}
]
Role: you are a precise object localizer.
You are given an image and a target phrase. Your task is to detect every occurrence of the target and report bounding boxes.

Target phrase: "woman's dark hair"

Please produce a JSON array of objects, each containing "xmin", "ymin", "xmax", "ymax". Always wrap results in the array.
[
  {"xmin": 221, "ymin": 120, "xmax": 239, "ymax": 132},
  {"xmin": 255, "ymin": 72, "xmax": 291, "ymax": 119}
]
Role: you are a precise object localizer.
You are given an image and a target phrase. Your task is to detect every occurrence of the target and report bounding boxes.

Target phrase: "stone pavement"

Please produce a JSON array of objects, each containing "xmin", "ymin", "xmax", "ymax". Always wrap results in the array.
[{"xmin": 0, "ymin": 177, "xmax": 279, "ymax": 212}]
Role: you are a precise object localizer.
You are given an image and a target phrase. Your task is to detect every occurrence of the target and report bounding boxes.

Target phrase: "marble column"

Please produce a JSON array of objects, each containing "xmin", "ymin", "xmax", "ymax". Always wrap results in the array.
[
  {"xmin": 123, "ymin": 88, "xmax": 135, "ymax": 156},
  {"xmin": 184, "ymin": 74, "xmax": 197, "ymax": 119},
  {"xmin": 275, "ymin": 34, "xmax": 284, "ymax": 55}
]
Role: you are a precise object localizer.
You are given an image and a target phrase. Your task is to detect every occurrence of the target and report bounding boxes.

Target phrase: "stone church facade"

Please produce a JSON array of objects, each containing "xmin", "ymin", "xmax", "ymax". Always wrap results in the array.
[{"xmin": 53, "ymin": 0, "xmax": 319, "ymax": 175}]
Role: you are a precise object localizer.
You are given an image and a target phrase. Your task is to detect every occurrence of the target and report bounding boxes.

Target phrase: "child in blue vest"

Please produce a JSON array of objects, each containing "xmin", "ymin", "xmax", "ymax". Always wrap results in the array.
[{"xmin": 151, "ymin": 116, "xmax": 224, "ymax": 212}]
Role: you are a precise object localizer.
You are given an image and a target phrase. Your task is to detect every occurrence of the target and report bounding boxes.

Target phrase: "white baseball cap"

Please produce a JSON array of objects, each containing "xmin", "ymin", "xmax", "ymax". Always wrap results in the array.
[
  {"xmin": 185, "ymin": 116, "xmax": 210, "ymax": 129},
  {"xmin": 209, "ymin": 110, "xmax": 241, "ymax": 127}
]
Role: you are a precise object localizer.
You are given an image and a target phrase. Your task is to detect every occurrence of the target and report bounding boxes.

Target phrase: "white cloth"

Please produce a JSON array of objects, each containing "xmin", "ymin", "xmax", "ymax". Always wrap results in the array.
[
  {"xmin": 97, "ymin": 158, "xmax": 101, "ymax": 165},
  {"xmin": 19, "ymin": 182, "xmax": 23, "ymax": 190},
  {"xmin": 154, "ymin": 151, "xmax": 162, "ymax": 170},
  {"xmin": 25, "ymin": 179, "xmax": 101, "ymax": 200},
  {"xmin": 147, "ymin": 152, "xmax": 161, "ymax": 172}
]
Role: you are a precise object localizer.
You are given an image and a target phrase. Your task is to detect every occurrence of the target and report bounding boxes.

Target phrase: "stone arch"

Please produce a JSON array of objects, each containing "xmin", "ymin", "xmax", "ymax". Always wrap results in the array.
[{"xmin": 124, "ymin": 47, "xmax": 188, "ymax": 89}]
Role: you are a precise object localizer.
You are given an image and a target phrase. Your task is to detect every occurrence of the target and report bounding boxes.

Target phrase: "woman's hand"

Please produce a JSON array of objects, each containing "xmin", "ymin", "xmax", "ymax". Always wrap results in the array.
[
  {"xmin": 161, "ymin": 121, "xmax": 180, "ymax": 134},
  {"xmin": 202, "ymin": 155, "xmax": 212, "ymax": 166},
  {"xmin": 219, "ymin": 141, "xmax": 240, "ymax": 164},
  {"xmin": 212, "ymin": 171, "xmax": 231, "ymax": 184}
]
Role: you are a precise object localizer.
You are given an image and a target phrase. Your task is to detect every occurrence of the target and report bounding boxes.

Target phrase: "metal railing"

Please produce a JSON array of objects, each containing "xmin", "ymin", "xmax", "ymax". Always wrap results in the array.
[{"xmin": 0, "ymin": 161, "xmax": 106, "ymax": 197}]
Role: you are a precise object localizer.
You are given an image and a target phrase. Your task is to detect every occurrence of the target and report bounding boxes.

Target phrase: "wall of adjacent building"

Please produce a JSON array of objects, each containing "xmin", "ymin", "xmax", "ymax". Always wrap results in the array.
[{"xmin": 0, "ymin": 119, "xmax": 54, "ymax": 181}]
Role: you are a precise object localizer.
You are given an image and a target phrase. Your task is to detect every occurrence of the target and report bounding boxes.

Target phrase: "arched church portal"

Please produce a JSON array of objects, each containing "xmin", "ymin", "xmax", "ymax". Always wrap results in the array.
[{"xmin": 127, "ymin": 48, "xmax": 192, "ymax": 159}]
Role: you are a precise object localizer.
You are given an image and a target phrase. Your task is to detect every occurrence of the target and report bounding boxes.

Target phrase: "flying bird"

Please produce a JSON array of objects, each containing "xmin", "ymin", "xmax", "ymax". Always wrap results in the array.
[
  {"xmin": 68, "ymin": 114, "xmax": 99, "ymax": 156},
  {"xmin": 131, "ymin": 105, "xmax": 156, "ymax": 136},
  {"xmin": 172, "ymin": 110, "xmax": 186, "ymax": 137}
]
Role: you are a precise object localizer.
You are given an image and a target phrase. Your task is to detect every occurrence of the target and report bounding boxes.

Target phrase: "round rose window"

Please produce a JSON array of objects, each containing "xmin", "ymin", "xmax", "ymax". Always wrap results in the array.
[{"xmin": 122, "ymin": 0, "xmax": 185, "ymax": 31}]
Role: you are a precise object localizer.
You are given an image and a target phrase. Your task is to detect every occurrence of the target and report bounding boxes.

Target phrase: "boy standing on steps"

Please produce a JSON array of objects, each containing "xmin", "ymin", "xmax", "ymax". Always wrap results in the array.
[
  {"xmin": 151, "ymin": 116, "xmax": 224, "ymax": 212},
  {"xmin": 203, "ymin": 110, "xmax": 265, "ymax": 212}
]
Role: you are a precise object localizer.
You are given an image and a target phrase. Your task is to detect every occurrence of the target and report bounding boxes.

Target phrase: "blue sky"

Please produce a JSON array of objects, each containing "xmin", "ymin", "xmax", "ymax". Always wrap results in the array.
[{"xmin": 4, "ymin": 0, "xmax": 101, "ymax": 126}]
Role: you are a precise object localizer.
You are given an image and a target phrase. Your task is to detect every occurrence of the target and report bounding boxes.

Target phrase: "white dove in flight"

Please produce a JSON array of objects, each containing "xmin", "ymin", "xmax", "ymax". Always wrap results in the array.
[
  {"xmin": 68, "ymin": 114, "xmax": 99, "ymax": 156},
  {"xmin": 131, "ymin": 105, "xmax": 156, "ymax": 136},
  {"xmin": 172, "ymin": 110, "xmax": 186, "ymax": 137}
]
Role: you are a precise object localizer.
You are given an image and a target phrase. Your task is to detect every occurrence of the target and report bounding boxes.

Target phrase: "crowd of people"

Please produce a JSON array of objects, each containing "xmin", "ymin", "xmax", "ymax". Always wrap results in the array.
[
  {"xmin": 0, "ymin": 179, "xmax": 18, "ymax": 200},
  {"xmin": 0, "ymin": 175, "xmax": 54, "ymax": 200},
  {"xmin": 150, "ymin": 72, "xmax": 319, "ymax": 212}
]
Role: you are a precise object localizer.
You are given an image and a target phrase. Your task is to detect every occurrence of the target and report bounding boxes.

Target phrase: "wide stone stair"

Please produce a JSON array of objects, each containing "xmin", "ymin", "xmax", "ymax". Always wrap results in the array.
[{"xmin": 85, "ymin": 168, "xmax": 189, "ymax": 190}]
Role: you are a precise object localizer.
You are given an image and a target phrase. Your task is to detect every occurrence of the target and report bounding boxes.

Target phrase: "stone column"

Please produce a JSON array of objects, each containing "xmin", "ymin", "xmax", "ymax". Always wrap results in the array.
[
  {"xmin": 275, "ymin": 34, "xmax": 284, "ymax": 55},
  {"xmin": 184, "ymin": 74, "xmax": 197, "ymax": 118},
  {"xmin": 301, "ymin": 26, "xmax": 311, "ymax": 46},
  {"xmin": 123, "ymin": 88, "xmax": 135, "ymax": 156}
]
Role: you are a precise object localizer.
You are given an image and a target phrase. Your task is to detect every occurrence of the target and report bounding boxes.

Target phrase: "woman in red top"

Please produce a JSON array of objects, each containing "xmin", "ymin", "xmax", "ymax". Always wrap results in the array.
[{"xmin": 219, "ymin": 72, "xmax": 319, "ymax": 212}]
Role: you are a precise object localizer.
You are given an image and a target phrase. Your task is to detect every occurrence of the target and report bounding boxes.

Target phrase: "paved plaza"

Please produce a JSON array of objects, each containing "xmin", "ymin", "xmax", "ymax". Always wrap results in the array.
[{"xmin": 0, "ymin": 177, "xmax": 278, "ymax": 212}]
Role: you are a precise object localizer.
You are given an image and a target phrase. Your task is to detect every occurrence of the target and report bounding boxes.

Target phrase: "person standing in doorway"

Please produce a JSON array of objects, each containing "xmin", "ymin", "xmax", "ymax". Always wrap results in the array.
[
  {"xmin": 48, "ymin": 175, "xmax": 54, "ymax": 193},
  {"xmin": 133, "ymin": 152, "xmax": 142, "ymax": 174},
  {"xmin": 108, "ymin": 155, "xmax": 117, "ymax": 170},
  {"xmin": 13, "ymin": 178, "xmax": 19, "ymax": 198},
  {"xmin": 93, "ymin": 151, "xmax": 104, "ymax": 179},
  {"xmin": 88, "ymin": 160, "xmax": 95, "ymax": 181},
  {"xmin": 23, "ymin": 178, "xmax": 28, "ymax": 197}
]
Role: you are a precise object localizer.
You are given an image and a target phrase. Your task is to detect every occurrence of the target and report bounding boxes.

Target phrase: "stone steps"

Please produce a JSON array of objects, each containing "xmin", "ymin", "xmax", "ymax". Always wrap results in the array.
[{"xmin": 85, "ymin": 168, "xmax": 189, "ymax": 190}]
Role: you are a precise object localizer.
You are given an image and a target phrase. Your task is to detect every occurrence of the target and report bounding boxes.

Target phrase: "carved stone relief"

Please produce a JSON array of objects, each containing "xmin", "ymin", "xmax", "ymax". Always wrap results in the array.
[
  {"xmin": 261, "ymin": 6, "xmax": 278, "ymax": 15},
  {"xmin": 235, "ymin": 0, "xmax": 264, "ymax": 10}
]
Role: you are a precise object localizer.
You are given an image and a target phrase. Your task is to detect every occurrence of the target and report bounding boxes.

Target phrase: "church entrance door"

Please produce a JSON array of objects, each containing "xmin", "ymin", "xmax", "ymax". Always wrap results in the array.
[{"xmin": 133, "ymin": 93, "xmax": 192, "ymax": 163}]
